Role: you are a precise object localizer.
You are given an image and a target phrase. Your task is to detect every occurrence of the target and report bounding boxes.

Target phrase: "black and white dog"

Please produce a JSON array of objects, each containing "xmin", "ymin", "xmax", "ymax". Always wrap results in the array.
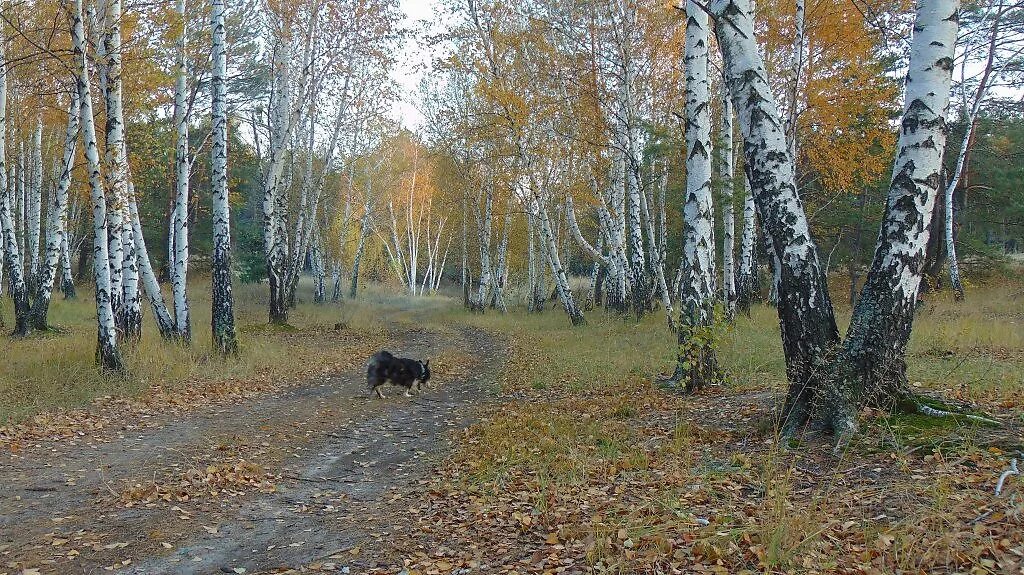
[{"xmin": 366, "ymin": 351, "xmax": 431, "ymax": 399}]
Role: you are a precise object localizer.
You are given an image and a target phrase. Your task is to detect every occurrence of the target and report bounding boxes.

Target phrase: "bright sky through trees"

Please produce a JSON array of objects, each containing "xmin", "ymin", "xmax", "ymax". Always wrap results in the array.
[{"xmin": 391, "ymin": 0, "xmax": 439, "ymax": 131}]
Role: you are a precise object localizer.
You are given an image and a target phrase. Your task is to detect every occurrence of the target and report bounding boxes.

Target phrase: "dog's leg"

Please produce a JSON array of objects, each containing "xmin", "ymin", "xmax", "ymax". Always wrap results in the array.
[
  {"xmin": 403, "ymin": 389, "xmax": 412, "ymax": 397},
  {"xmin": 375, "ymin": 387, "xmax": 385, "ymax": 399},
  {"xmin": 416, "ymin": 381, "xmax": 422, "ymax": 391}
]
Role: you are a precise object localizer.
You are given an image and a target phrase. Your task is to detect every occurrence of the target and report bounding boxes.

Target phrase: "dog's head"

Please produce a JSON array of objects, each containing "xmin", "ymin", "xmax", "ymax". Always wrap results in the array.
[{"xmin": 418, "ymin": 359, "xmax": 431, "ymax": 383}]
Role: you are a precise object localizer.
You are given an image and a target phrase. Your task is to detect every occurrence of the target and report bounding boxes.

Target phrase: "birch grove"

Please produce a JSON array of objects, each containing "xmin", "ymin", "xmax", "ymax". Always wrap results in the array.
[
  {"xmin": 28, "ymin": 93, "xmax": 79, "ymax": 331},
  {"xmin": 0, "ymin": 0, "xmax": 1015, "ymax": 454}
]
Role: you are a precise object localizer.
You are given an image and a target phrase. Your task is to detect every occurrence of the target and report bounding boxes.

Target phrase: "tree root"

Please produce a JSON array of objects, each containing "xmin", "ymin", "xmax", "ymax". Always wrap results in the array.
[{"xmin": 912, "ymin": 401, "xmax": 1001, "ymax": 426}]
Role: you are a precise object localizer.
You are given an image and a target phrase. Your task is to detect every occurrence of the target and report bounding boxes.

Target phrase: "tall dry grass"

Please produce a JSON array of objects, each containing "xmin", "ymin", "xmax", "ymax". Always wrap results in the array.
[{"xmin": 0, "ymin": 279, "xmax": 385, "ymax": 424}]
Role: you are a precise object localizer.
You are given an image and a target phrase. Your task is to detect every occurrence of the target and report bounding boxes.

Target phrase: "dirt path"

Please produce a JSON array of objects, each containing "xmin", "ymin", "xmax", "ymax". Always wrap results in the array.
[{"xmin": 1, "ymin": 323, "xmax": 506, "ymax": 575}]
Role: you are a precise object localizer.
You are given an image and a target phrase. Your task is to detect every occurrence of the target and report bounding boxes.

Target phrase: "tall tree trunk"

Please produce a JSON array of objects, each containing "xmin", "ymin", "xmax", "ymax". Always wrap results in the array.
[
  {"xmin": 641, "ymin": 168, "xmax": 675, "ymax": 329},
  {"xmin": 526, "ymin": 211, "xmax": 539, "ymax": 313},
  {"xmin": 461, "ymin": 190, "xmax": 469, "ymax": 308},
  {"xmin": 27, "ymin": 119, "xmax": 42, "ymax": 292},
  {"xmin": 211, "ymin": 0, "xmax": 238, "ymax": 354},
  {"xmin": 490, "ymin": 202, "xmax": 511, "ymax": 311},
  {"xmin": 30, "ymin": 92, "xmax": 80, "ymax": 331},
  {"xmin": 711, "ymin": 0, "xmax": 839, "ymax": 417},
  {"xmin": 73, "ymin": 0, "xmax": 123, "ymax": 370},
  {"xmin": 1, "ymin": 178, "xmax": 29, "ymax": 337},
  {"xmin": 475, "ymin": 180, "xmax": 493, "ymax": 309},
  {"xmin": 819, "ymin": 0, "xmax": 960, "ymax": 440},
  {"xmin": 130, "ymin": 185, "xmax": 176, "ymax": 339},
  {"xmin": 16, "ymin": 151, "xmax": 24, "ymax": 268},
  {"xmin": 121, "ymin": 205, "xmax": 142, "ymax": 340},
  {"xmin": 349, "ymin": 215, "xmax": 369, "ymax": 299},
  {"xmin": 311, "ymin": 225, "xmax": 326, "ymax": 304},
  {"xmin": 535, "ymin": 197, "xmax": 584, "ymax": 326},
  {"xmin": 330, "ymin": 263, "xmax": 341, "ymax": 302},
  {"xmin": 719, "ymin": 81, "xmax": 737, "ymax": 320},
  {"xmin": 671, "ymin": 0, "xmax": 719, "ymax": 392},
  {"xmin": 736, "ymin": 174, "xmax": 756, "ymax": 314},
  {"xmin": 286, "ymin": 114, "xmax": 316, "ymax": 308},
  {"xmin": 101, "ymin": 0, "xmax": 132, "ymax": 337},
  {"xmin": 0, "ymin": 49, "xmax": 29, "ymax": 336},
  {"xmin": 945, "ymin": 2, "xmax": 1005, "ymax": 301},
  {"xmin": 171, "ymin": 0, "xmax": 192, "ymax": 341},
  {"xmin": 264, "ymin": 38, "xmax": 292, "ymax": 325},
  {"xmin": 623, "ymin": 134, "xmax": 650, "ymax": 318},
  {"xmin": 349, "ymin": 182, "xmax": 373, "ymax": 299},
  {"xmin": 61, "ymin": 233, "xmax": 77, "ymax": 299}
]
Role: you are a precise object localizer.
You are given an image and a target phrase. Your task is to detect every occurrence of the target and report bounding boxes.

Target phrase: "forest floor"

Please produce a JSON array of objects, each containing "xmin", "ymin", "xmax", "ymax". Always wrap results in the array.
[
  {"xmin": 2, "ymin": 280, "xmax": 1023, "ymax": 574},
  {"xmin": 1, "ymin": 307, "xmax": 508, "ymax": 575}
]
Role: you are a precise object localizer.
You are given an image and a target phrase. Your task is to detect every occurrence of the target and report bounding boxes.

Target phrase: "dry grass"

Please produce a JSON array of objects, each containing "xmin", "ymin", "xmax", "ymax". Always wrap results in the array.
[
  {"xmin": 384, "ymin": 279, "xmax": 1024, "ymax": 574},
  {"xmin": 0, "ymin": 279, "xmax": 387, "ymax": 425}
]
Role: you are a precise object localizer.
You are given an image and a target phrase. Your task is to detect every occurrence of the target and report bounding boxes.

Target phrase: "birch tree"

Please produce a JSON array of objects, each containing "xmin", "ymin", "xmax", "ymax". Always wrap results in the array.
[
  {"xmin": 818, "ymin": 0, "xmax": 962, "ymax": 440},
  {"xmin": 668, "ymin": 0, "xmax": 718, "ymax": 392},
  {"xmin": 211, "ymin": 0, "xmax": 238, "ymax": 355},
  {"xmin": 735, "ymin": 174, "xmax": 757, "ymax": 313},
  {"xmin": 710, "ymin": 0, "xmax": 839, "ymax": 414},
  {"xmin": 27, "ymin": 120, "xmax": 42, "ymax": 291},
  {"xmin": 170, "ymin": 0, "xmax": 192, "ymax": 341},
  {"xmin": 942, "ymin": 1, "xmax": 1021, "ymax": 300},
  {"xmin": 0, "ymin": 36, "xmax": 30, "ymax": 336},
  {"xmin": 73, "ymin": 0, "xmax": 123, "ymax": 370},
  {"xmin": 29, "ymin": 92, "xmax": 80, "ymax": 331},
  {"xmin": 100, "ymin": 0, "xmax": 142, "ymax": 340},
  {"xmin": 718, "ymin": 81, "xmax": 736, "ymax": 320}
]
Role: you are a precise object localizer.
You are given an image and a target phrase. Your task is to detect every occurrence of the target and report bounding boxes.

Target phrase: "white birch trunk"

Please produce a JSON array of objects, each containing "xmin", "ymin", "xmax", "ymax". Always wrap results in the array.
[
  {"xmin": 60, "ymin": 231, "xmax": 76, "ymax": 299},
  {"xmin": 526, "ymin": 210, "xmax": 539, "ymax": 312},
  {"xmin": 211, "ymin": 0, "xmax": 237, "ymax": 354},
  {"xmin": 129, "ymin": 185, "xmax": 175, "ymax": 339},
  {"xmin": 475, "ymin": 180, "xmax": 493, "ymax": 307},
  {"xmin": 30, "ymin": 93, "xmax": 80, "ymax": 330},
  {"xmin": 16, "ymin": 151, "xmax": 24, "ymax": 264},
  {"xmin": 671, "ymin": 0, "xmax": 719, "ymax": 391},
  {"xmin": 943, "ymin": 3, "xmax": 1010, "ymax": 301},
  {"xmin": 311, "ymin": 224, "xmax": 326, "ymax": 303},
  {"xmin": 719, "ymin": 82, "xmax": 737, "ymax": 319},
  {"xmin": 171, "ymin": 0, "xmax": 191, "ymax": 340},
  {"xmin": 264, "ymin": 37, "xmax": 294, "ymax": 324},
  {"xmin": 73, "ymin": 0, "xmax": 122, "ymax": 369},
  {"xmin": 27, "ymin": 120, "xmax": 42, "ymax": 289},
  {"xmin": 101, "ymin": 0, "xmax": 130, "ymax": 333},
  {"xmin": 349, "ymin": 165, "xmax": 375, "ymax": 299},
  {"xmin": 0, "ymin": 44, "xmax": 29, "ymax": 336},
  {"xmin": 711, "ymin": 0, "xmax": 838, "ymax": 416},
  {"xmin": 534, "ymin": 196, "xmax": 584, "ymax": 325},
  {"xmin": 828, "ymin": 0, "xmax": 961, "ymax": 437},
  {"xmin": 490, "ymin": 202, "xmax": 511, "ymax": 310},
  {"xmin": 736, "ymin": 173, "xmax": 757, "ymax": 313}
]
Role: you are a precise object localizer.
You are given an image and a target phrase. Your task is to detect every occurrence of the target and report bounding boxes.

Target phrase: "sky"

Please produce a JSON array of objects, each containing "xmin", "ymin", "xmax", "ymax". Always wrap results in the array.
[{"xmin": 389, "ymin": 0, "xmax": 443, "ymax": 133}]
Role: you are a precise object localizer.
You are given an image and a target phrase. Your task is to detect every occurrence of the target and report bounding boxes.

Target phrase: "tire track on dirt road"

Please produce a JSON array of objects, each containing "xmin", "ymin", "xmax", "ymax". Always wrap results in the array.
[{"xmin": 1, "ymin": 324, "xmax": 506, "ymax": 575}]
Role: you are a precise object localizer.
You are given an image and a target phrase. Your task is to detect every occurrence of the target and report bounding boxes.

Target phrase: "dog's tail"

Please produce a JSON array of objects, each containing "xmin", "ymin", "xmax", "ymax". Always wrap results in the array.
[{"xmin": 366, "ymin": 351, "xmax": 390, "ymax": 390}]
